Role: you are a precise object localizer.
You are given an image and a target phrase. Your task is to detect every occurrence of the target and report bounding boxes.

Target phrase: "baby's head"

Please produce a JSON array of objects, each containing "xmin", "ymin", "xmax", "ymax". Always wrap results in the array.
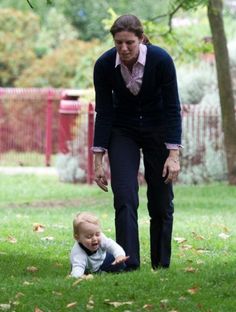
[{"xmin": 73, "ymin": 212, "xmax": 102, "ymax": 252}]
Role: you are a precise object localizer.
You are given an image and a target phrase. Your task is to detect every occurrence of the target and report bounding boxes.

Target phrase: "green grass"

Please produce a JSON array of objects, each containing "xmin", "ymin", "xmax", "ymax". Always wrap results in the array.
[
  {"xmin": 0, "ymin": 174, "xmax": 236, "ymax": 312},
  {"xmin": 0, "ymin": 152, "xmax": 57, "ymax": 167}
]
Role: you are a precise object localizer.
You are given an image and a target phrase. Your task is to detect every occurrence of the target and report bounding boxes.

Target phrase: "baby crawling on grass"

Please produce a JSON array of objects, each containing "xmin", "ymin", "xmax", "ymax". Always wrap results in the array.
[{"xmin": 70, "ymin": 211, "xmax": 129, "ymax": 278}]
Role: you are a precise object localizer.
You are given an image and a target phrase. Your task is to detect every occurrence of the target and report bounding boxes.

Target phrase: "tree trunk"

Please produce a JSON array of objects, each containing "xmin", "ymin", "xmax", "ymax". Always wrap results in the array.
[{"xmin": 208, "ymin": 0, "xmax": 236, "ymax": 184}]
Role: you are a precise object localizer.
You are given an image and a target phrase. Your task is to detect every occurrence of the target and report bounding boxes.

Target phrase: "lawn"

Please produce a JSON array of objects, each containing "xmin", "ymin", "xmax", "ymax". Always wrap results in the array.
[{"xmin": 0, "ymin": 174, "xmax": 236, "ymax": 312}]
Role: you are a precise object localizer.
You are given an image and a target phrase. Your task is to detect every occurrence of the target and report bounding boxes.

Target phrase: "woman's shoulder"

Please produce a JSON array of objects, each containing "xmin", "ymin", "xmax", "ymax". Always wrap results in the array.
[
  {"xmin": 96, "ymin": 47, "xmax": 116, "ymax": 65},
  {"xmin": 147, "ymin": 44, "xmax": 173, "ymax": 61}
]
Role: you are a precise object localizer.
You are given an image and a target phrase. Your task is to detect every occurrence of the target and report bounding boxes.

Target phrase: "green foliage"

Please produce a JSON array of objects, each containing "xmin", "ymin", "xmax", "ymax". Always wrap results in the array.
[
  {"xmin": 58, "ymin": 0, "xmax": 169, "ymax": 41},
  {"xmin": 171, "ymin": 0, "xmax": 209, "ymax": 11},
  {"xmin": 15, "ymin": 40, "xmax": 97, "ymax": 88},
  {"xmin": 0, "ymin": 8, "xmax": 39, "ymax": 86},
  {"xmin": 35, "ymin": 7, "xmax": 79, "ymax": 57}
]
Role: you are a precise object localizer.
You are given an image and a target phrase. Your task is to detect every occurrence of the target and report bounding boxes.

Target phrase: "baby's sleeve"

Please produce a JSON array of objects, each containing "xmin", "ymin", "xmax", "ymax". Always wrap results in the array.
[{"xmin": 70, "ymin": 246, "xmax": 87, "ymax": 278}]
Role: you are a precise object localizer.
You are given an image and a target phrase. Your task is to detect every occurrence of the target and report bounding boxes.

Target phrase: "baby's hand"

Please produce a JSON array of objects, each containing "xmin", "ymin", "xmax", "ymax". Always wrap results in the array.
[{"xmin": 112, "ymin": 255, "xmax": 129, "ymax": 265}]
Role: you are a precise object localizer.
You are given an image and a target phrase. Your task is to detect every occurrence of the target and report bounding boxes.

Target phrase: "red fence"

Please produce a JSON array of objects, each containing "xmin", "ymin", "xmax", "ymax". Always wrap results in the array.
[{"xmin": 0, "ymin": 88, "xmax": 229, "ymax": 183}]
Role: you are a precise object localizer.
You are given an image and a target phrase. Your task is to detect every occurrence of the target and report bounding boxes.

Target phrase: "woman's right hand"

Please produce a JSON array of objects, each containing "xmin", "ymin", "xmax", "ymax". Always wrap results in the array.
[{"xmin": 94, "ymin": 164, "xmax": 108, "ymax": 192}]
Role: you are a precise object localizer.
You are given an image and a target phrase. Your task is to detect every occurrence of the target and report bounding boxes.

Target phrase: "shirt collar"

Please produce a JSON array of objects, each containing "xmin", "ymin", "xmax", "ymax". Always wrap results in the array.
[{"xmin": 115, "ymin": 43, "xmax": 147, "ymax": 68}]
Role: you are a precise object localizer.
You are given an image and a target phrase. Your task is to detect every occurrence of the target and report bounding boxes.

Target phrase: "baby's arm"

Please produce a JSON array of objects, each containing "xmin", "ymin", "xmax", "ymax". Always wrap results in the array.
[
  {"xmin": 70, "ymin": 247, "xmax": 87, "ymax": 278},
  {"xmin": 112, "ymin": 255, "xmax": 130, "ymax": 265},
  {"xmin": 101, "ymin": 233, "xmax": 129, "ymax": 263}
]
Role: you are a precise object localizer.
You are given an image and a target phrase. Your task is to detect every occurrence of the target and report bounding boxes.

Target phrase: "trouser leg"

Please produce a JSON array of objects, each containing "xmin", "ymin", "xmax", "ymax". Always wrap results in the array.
[
  {"xmin": 142, "ymin": 132, "xmax": 174, "ymax": 268},
  {"xmin": 108, "ymin": 128, "xmax": 140, "ymax": 269}
]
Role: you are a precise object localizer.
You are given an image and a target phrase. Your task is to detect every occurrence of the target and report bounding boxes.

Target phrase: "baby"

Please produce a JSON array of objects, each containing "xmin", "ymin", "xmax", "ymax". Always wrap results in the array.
[{"xmin": 70, "ymin": 211, "xmax": 129, "ymax": 278}]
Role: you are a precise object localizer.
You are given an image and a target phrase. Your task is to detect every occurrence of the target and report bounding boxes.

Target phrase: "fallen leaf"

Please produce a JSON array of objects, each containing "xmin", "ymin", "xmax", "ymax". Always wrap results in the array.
[
  {"xmin": 218, "ymin": 233, "xmax": 230, "ymax": 240},
  {"xmin": 196, "ymin": 260, "xmax": 204, "ymax": 265},
  {"xmin": 23, "ymin": 281, "xmax": 34, "ymax": 285},
  {"xmin": 180, "ymin": 244, "xmax": 192, "ymax": 251},
  {"xmin": 84, "ymin": 274, "xmax": 94, "ymax": 280},
  {"xmin": 160, "ymin": 299, "xmax": 169, "ymax": 304},
  {"xmin": 33, "ymin": 223, "xmax": 45, "ymax": 233},
  {"xmin": 27, "ymin": 266, "xmax": 38, "ymax": 273},
  {"xmin": 15, "ymin": 292, "xmax": 25, "ymax": 299},
  {"xmin": 178, "ymin": 296, "xmax": 186, "ymax": 301},
  {"xmin": 187, "ymin": 287, "xmax": 199, "ymax": 295},
  {"xmin": 52, "ymin": 291, "xmax": 62, "ymax": 296},
  {"xmin": 86, "ymin": 295, "xmax": 94, "ymax": 310},
  {"xmin": 34, "ymin": 307, "xmax": 44, "ymax": 312},
  {"xmin": 223, "ymin": 226, "xmax": 230, "ymax": 233},
  {"xmin": 7, "ymin": 236, "xmax": 17, "ymax": 243},
  {"xmin": 143, "ymin": 304, "xmax": 154, "ymax": 310},
  {"xmin": 174, "ymin": 237, "xmax": 187, "ymax": 244},
  {"xmin": 184, "ymin": 267, "xmax": 198, "ymax": 273},
  {"xmin": 66, "ymin": 302, "xmax": 77, "ymax": 308},
  {"xmin": 192, "ymin": 232, "xmax": 205, "ymax": 240},
  {"xmin": 104, "ymin": 300, "xmax": 133, "ymax": 308},
  {"xmin": 54, "ymin": 262, "xmax": 63, "ymax": 267},
  {"xmin": 72, "ymin": 279, "xmax": 83, "ymax": 286},
  {"xmin": 0, "ymin": 304, "xmax": 11, "ymax": 311},
  {"xmin": 195, "ymin": 248, "xmax": 210, "ymax": 254}
]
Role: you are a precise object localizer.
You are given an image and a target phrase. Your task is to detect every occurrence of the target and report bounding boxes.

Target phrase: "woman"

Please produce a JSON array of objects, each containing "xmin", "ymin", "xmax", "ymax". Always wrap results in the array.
[{"xmin": 93, "ymin": 14, "xmax": 182, "ymax": 271}]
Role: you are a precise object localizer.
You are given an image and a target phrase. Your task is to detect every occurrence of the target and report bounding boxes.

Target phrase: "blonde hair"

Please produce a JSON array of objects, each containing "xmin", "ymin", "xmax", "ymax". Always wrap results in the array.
[{"xmin": 73, "ymin": 212, "xmax": 100, "ymax": 237}]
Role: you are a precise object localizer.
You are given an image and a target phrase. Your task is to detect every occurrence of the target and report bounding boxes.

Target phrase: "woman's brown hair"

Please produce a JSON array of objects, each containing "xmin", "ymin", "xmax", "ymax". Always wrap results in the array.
[{"xmin": 110, "ymin": 14, "xmax": 144, "ymax": 39}]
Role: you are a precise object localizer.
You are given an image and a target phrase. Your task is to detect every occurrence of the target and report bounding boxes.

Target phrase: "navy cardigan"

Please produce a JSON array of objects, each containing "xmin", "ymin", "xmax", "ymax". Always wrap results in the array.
[{"xmin": 93, "ymin": 44, "xmax": 182, "ymax": 149}]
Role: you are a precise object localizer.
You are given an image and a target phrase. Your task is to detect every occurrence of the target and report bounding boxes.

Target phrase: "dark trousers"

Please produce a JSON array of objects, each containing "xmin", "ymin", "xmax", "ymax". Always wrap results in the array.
[
  {"xmin": 99, "ymin": 252, "xmax": 126, "ymax": 273},
  {"xmin": 108, "ymin": 126, "xmax": 174, "ymax": 269}
]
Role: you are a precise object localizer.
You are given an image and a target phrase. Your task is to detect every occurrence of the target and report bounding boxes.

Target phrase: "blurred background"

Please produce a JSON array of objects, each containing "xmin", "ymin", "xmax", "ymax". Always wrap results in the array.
[{"xmin": 0, "ymin": 0, "xmax": 235, "ymax": 184}]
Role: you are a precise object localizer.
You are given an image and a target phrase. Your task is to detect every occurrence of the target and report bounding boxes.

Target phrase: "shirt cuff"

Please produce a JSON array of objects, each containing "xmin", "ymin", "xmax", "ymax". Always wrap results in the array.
[
  {"xmin": 91, "ymin": 146, "xmax": 107, "ymax": 153},
  {"xmin": 165, "ymin": 143, "xmax": 183, "ymax": 150}
]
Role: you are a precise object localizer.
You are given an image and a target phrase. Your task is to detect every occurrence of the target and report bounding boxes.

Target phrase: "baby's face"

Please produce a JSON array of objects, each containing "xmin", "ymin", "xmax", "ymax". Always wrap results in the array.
[{"xmin": 77, "ymin": 222, "xmax": 101, "ymax": 252}]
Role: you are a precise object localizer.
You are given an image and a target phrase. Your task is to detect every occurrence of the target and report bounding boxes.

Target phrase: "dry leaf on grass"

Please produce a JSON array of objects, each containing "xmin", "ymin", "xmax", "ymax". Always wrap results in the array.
[
  {"xmin": 7, "ymin": 236, "xmax": 17, "ymax": 243},
  {"xmin": 195, "ymin": 248, "xmax": 210, "ymax": 254},
  {"xmin": 52, "ymin": 291, "xmax": 62, "ymax": 296},
  {"xmin": 184, "ymin": 267, "xmax": 198, "ymax": 273},
  {"xmin": 66, "ymin": 302, "xmax": 77, "ymax": 308},
  {"xmin": 180, "ymin": 244, "xmax": 192, "ymax": 251},
  {"xmin": 86, "ymin": 295, "xmax": 94, "ymax": 310},
  {"xmin": 23, "ymin": 281, "xmax": 34, "ymax": 285},
  {"xmin": 187, "ymin": 287, "xmax": 199, "ymax": 295},
  {"xmin": 192, "ymin": 232, "xmax": 205, "ymax": 240},
  {"xmin": 15, "ymin": 292, "xmax": 25, "ymax": 299},
  {"xmin": 0, "ymin": 304, "xmax": 11, "ymax": 311},
  {"xmin": 143, "ymin": 304, "xmax": 154, "ymax": 310},
  {"xmin": 27, "ymin": 266, "xmax": 38, "ymax": 273},
  {"xmin": 174, "ymin": 237, "xmax": 187, "ymax": 244},
  {"xmin": 218, "ymin": 233, "xmax": 230, "ymax": 240},
  {"xmin": 178, "ymin": 296, "xmax": 186, "ymax": 301},
  {"xmin": 34, "ymin": 307, "xmax": 44, "ymax": 312},
  {"xmin": 33, "ymin": 223, "xmax": 45, "ymax": 232},
  {"xmin": 104, "ymin": 299, "xmax": 133, "ymax": 308},
  {"xmin": 54, "ymin": 262, "xmax": 63, "ymax": 267},
  {"xmin": 72, "ymin": 274, "xmax": 94, "ymax": 286},
  {"xmin": 196, "ymin": 260, "xmax": 204, "ymax": 265}
]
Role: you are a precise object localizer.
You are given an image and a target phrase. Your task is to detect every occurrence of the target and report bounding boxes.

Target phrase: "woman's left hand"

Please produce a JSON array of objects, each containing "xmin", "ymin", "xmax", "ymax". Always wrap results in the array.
[{"xmin": 162, "ymin": 153, "xmax": 180, "ymax": 184}]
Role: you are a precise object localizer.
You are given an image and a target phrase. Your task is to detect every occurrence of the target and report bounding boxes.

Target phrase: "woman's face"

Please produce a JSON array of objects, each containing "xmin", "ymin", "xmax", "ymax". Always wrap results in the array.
[{"xmin": 114, "ymin": 31, "xmax": 143, "ymax": 66}]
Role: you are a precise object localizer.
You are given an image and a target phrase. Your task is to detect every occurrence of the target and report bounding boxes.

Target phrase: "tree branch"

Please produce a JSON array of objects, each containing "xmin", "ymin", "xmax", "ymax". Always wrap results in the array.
[
  {"xmin": 149, "ymin": 0, "xmax": 186, "ymax": 33},
  {"xmin": 27, "ymin": 0, "xmax": 34, "ymax": 9}
]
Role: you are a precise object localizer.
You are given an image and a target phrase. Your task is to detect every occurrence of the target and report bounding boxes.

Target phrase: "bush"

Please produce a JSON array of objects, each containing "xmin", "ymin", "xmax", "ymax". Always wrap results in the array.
[
  {"xmin": 15, "ymin": 40, "xmax": 97, "ymax": 88},
  {"xmin": 178, "ymin": 63, "xmax": 217, "ymax": 104}
]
